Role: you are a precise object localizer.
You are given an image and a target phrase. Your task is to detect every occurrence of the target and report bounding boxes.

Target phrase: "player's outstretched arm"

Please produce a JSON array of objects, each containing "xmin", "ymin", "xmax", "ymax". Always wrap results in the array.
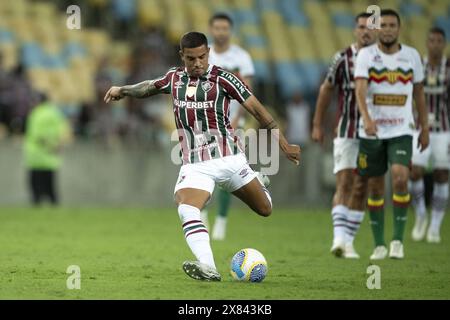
[
  {"xmin": 104, "ymin": 80, "xmax": 160, "ymax": 103},
  {"xmin": 413, "ymin": 83, "xmax": 429, "ymax": 151},
  {"xmin": 312, "ymin": 79, "xmax": 334, "ymax": 144},
  {"xmin": 241, "ymin": 95, "xmax": 301, "ymax": 165}
]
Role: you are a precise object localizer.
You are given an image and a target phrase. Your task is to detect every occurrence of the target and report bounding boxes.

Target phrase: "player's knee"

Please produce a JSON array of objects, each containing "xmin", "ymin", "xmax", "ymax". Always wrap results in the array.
[
  {"xmin": 393, "ymin": 175, "xmax": 409, "ymax": 191},
  {"xmin": 410, "ymin": 167, "xmax": 423, "ymax": 181},
  {"xmin": 257, "ymin": 201, "xmax": 272, "ymax": 217}
]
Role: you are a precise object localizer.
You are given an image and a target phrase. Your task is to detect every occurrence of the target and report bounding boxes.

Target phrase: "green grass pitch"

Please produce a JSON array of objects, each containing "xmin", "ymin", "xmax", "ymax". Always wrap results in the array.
[{"xmin": 0, "ymin": 206, "xmax": 449, "ymax": 299}]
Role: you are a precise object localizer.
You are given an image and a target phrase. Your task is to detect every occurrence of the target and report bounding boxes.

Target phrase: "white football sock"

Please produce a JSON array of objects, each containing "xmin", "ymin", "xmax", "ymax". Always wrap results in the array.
[
  {"xmin": 430, "ymin": 183, "xmax": 448, "ymax": 232},
  {"xmin": 200, "ymin": 209, "xmax": 209, "ymax": 230},
  {"xmin": 331, "ymin": 205, "xmax": 348, "ymax": 241},
  {"xmin": 345, "ymin": 209, "xmax": 365, "ymax": 244},
  {"xmin": 410, "ymin": 179, "xmax": 427, "ymax": 219},
  {"xmin": 178, "ymin": 204, "xmax": 216, "ymax": 269}
]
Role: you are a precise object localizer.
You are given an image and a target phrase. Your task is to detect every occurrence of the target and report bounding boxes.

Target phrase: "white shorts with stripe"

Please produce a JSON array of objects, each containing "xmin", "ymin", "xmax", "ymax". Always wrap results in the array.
[
  {"xmin": 412, "ymin": 131, "xmax": 450, "ymax": 169},
  {"xmin": 333, "ymin": 137, "xmax": 359, "ymax": 174},
  {"xmin": 173, "ymin": 153, "xmax": 258, "ymax": 195}
]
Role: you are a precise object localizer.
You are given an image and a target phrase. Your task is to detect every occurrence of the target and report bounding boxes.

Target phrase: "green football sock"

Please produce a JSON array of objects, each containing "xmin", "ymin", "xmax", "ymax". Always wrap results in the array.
[
  {"xmin": 368, "ymin": 197, "xmax": 386, "ymax": 247},
  {"xmin": 217, "ymin": 188, "xmax": 232, "ymax": 218},
  {"xmin": 392, "ymin": 193, "xmax": 410, "ymax": 242}
]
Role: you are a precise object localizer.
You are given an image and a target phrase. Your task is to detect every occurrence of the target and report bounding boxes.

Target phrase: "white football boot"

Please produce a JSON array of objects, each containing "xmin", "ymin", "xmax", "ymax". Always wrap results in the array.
[
  {"xmin": 344, "ymin": 243, "xmax": 360, "ymax": 259},
  {"xmin": 426, "ymin": 227, "xmax": 441, "ymax": 243},
  {"xmin": 330, "ymin": 237, "xmax": 346, "ymax": 258},
  {"xmin": 182, "ymin": 261, "xmax": 221, "ymax": 281},
  {"xmin": 370, "ymin": 245, "xmax": 388, "ymax": 260},
  {"xmin": 411, "ymin": 215, "xmax": 428, "ymax": 241},
  {"xmin": 389, "ymin": 240, "xmax": 404, "ymax": 259}
]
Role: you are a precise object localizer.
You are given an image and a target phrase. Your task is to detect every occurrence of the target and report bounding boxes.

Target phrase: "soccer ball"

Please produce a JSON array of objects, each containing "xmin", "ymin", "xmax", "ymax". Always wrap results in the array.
[{"xmin": 230, "ymin": 248, "xmax": 268, "ymax": 282}]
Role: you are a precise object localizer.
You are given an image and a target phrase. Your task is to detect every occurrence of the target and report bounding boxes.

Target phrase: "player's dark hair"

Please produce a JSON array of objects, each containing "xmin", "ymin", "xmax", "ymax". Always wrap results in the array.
[
  {"xmin": 180, "ymin": 32, "xmax": 208, "ymax": 50},
  {"xmin": 209, "ymin": 12, "xmax": 233, "ymax": 27},
  {"xmin": 355, "ymin": 12, "xmax": 372, "ymax": 23},
  {"xmin": 429, "ymin": 26, "xmax": 446, "ymax": 39},
  {"xmin": 380, "ymin": 9, "xmax": 401, "ymax": 26}
]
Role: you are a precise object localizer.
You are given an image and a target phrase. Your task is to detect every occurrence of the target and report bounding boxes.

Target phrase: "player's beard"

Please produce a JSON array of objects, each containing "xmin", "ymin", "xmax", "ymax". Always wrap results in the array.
[
  {"xmin": 361, "ymin": 35, "xmax": 374, "ymax": 47},
  {"xmin": 380, "ymin": 36, "xmax": 398, "ymax": 48}
]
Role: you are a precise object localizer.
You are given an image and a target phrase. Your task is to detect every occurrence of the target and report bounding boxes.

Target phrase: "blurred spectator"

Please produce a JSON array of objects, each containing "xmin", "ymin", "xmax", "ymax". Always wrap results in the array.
[
  {"xmin": 91, "ymin": 57, "xmax": 117, "ymax": 146},
  {"xmin": 122, "ymin": 43, "xmax": 172, "ymax": 148},
  {"xmin": 0, "ymin": 52, "xmax": 11, "ymax": 136},
  {"xmin": 286, "ymin": 92, "xmax": 312, "ymax": 146},
  {"xmin": 111, "ymin": 0, "xmax": 137, "ymax": 39},
  {"xmin": 24, "ymin": 93, "xmax": 71, "ymax": 206},
  {"xmin": 0, "ymin": 60, "xmax": 33, "ymax": 135}
]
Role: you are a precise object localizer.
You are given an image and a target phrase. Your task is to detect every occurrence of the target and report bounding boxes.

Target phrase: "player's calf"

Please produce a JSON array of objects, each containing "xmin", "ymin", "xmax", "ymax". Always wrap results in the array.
[{"xmin": 232, "ymin": 178, "xmax": 272, "ymax": 217}]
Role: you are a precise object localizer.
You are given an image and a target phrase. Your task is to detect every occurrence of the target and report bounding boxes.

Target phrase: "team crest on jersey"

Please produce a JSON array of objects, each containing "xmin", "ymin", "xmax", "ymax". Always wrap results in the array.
[{"xmin": 201, "ymin": 81, "xmax": 213, "ymax": 92}]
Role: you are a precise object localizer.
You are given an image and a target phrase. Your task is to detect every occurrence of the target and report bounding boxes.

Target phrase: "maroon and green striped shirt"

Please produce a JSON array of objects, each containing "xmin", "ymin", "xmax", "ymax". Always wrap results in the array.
[
  {"xmin": 420, "ymin": 56, "xmax": 450, "ymax": 132},
  {"xmin": 326, "ymin": 44, "xmax": 359, "ymax": 138},
  {"xmin": 154, "ymin": 64, "xmax": 252, "ymax": 164}
]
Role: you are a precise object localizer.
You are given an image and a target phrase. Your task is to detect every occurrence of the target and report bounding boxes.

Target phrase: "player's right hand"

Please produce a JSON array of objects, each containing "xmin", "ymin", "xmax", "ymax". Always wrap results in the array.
[
  {"xmin": 364, "ymin": 118, "xmax": 378, "ymax": 136},
  {"xmin": 283, "ymin": 144, "xmax": 301, "ymax": 166},
  {"xmin": 311, "ymin": 125, "xmax": 324, "ymax": 144},
  {"xmin": 104, "ymin": 86, "xmax": 124, "ymax": 103}
]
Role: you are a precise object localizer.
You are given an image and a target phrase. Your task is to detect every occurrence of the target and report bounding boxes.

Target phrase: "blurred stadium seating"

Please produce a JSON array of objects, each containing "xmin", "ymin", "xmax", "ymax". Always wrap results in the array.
[
  {"xmin": 1, "ymin": 0, "xmax": 450, "ymax": 108},
  {"xmin": 0, "ymin": 0, "xmax": 450, "ymax": 104},
  {"xmin": 0, "ymin": 0, "xmax": 449, "ymax": 206}
]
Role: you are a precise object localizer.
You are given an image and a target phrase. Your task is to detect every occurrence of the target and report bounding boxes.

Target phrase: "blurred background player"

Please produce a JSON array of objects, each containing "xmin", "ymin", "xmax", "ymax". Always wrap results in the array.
[
  {"xmin": 311, "ymin": 12, "xmax": 376, "ymax": 258},
  {"xmin": 104, "ymin": 32, "xmax": 300, "ymax": 281},
  {"xmin": 24, "ymin": 92, "xmax": 71, "ymax": 206},
  {"xmin": 410, "ymin": 27, "xmax": 450, "ymax": 244},
  {"xmin": 354, "ymin": 9, "xmax": 429, "ymax": 260},
  {"xmin": 200, "ymin": 13, "xmax": 266, "ymax": 241}
]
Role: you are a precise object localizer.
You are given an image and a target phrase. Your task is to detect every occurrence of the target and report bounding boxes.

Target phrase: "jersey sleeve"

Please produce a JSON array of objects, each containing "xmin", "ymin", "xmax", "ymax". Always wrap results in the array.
[
  {"xmin": 218, "ymin": 70, "xmax": 253, "ymax": 103},
  {"xmin": 354, "ymin": 48, "xmax": 370, "ymax": 79},
  {"xmin": 239, "ymin": 51, "xmax": 255, "ymax": 78},
  {"xmin": 153, "ymin": 67, "xmax": 177, "ymax": 94},
  {"xmin": 412, "ymin": 49, "xmax": 424, "ymax": 84},
  {"xmin": 326, "ymin": 51, "xmax": 344, "ymax": 86}
]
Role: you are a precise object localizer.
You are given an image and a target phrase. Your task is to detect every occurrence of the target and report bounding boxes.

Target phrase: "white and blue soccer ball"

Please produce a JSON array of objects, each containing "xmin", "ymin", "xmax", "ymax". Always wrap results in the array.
[{"xmin": 230, "ymin": 248, "xmax": 268, "ymax": 282}]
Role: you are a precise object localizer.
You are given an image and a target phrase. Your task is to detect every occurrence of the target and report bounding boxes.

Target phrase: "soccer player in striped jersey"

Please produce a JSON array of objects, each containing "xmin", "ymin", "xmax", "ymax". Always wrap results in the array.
[
  {"xmin": 410, "ymin": 27, "xmax": 450, "ymax": 244},
  {"xmin": 354, "ymin": 9, "xmax": 429, "ymax": 260},
  {"xmin": 200, "ymin": 13, "xmax": 264, "ymax": 241},
  {"xmin": 312, "ymin": 12, "xmax": 376, "ymax": 258},
  {"xmin": 104, "ymin": 32, "xmax": 300, "ymax": 281}
]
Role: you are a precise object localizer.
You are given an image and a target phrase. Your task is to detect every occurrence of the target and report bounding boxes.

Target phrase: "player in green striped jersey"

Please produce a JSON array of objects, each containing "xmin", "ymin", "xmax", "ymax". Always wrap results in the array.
[{"xmin": 104, "ymin": 32, "xmax": 300, "ymax": 281}]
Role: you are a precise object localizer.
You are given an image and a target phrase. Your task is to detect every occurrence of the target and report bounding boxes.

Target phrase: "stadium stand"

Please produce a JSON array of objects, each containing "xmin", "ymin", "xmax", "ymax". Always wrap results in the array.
[{"xmin": 1, "ymin": 0, "xmax": 450, "ymax": 131}]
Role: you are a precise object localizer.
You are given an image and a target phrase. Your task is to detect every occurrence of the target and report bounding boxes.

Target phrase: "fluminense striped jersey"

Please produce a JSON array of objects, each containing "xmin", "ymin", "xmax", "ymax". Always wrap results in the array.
[
  {"xmin": 326, "ymin": 44, "xmax": 359, "ymax": 138},
  {"xmin": 154, "ymin": 64, "xmax": 252, "ymax": 164},
  {"xmin": 421, "ymin": 56, "xmax": 450, "ymax": 132}
]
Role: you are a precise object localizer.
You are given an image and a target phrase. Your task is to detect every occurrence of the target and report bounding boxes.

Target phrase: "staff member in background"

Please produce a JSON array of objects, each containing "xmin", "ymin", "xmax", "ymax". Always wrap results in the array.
[{"xmin": 24, "ymin": 92, "xmax": 71, "ymax": 206}]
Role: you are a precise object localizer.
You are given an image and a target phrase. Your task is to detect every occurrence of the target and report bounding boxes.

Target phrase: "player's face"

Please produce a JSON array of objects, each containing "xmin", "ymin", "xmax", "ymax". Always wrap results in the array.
[
  {"xmin": 379, "ymin": 15, "xmax": 400, "ymax": 47},
  {"xmin": 180, "ymin": 45, "xmax": 210, "ymax": 77},
  {"xmin": 354, "ymin": 17, "xmax": 377, "ymax": 47},
  {"xmin": 427, "ymin": 32, "xmax": 446, "ymax": 58},
  {"xmin": 210, "ymin": 19, "xmax": 232, "ymax": 46}
]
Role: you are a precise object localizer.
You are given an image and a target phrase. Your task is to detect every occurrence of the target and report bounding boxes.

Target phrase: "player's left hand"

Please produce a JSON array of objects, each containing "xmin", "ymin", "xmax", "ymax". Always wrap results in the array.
[
  {"xmin": 418, "ymin": 128, "xmax": 430, "ymax": 152},
  {"xmin": 283, "ymin": 144, "xmax": 301, "ymax": 166}
]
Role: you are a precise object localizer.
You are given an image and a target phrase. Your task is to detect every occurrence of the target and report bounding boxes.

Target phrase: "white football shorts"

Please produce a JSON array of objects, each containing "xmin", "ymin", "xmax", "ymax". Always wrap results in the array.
[
  {"xmin": 173, "ymin": 153, "xmax": 258, "ymax": 195},
  {"xmin": 412, "ymin": 131, "xmax": 450, "ymax": 169},
  {"xmin": 333, "ymin": 137, "xmax": 360, "ymax": 174}
]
